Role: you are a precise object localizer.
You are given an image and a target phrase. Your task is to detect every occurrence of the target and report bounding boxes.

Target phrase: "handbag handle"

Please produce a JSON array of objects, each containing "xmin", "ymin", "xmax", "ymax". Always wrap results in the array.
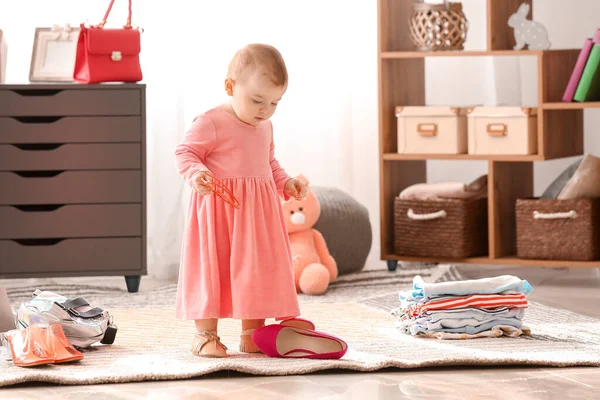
[{"xmin": 97, "ymin": 0, "xmax": 133, "ymax": 29}]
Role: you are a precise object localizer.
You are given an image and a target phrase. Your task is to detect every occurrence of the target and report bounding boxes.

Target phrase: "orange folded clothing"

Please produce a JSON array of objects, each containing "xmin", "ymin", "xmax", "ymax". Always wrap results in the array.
[{"xmin": 5, "ymin": 323, "xmax": 83, "ymax": 367}]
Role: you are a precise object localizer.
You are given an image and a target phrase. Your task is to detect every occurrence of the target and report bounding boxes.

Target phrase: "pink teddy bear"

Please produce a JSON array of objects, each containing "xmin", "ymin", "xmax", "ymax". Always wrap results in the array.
[{"xmin": 282, "ymin": 175, "xmax": 338, "ymax": 295}]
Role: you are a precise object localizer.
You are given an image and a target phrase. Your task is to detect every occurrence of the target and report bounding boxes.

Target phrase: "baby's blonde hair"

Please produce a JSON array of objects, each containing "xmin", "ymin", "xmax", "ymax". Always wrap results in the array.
[{"xmin": 227, "ymin": 44, "xmax": 288, "ymax": 87}]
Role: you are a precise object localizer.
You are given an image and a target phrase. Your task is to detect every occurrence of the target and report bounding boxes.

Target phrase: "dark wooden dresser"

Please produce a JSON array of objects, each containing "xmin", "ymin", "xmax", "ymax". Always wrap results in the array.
[{"xmin": 0, "ymin": 83, "xmax": 146, "ymax": 292}]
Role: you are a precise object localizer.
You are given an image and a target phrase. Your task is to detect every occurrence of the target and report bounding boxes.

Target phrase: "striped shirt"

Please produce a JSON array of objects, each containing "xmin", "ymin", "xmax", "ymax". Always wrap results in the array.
[{"xmin": 406, "ymin": 293, "xmax": 528, "ymax": 318}]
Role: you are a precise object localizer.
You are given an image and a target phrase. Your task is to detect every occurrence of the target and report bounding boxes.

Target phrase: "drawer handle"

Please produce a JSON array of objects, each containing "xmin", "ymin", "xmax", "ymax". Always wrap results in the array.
[
  {"xmin": 12, "ymin": 89, "xmax": 62, "ymax": 97},
  {"xmin": 13, "ymin": 171, "xmax": 64, "ymax": 178},
  {"xmin": 417, "ymin": 123, "xmax": 438, "ymax": 137},
  {"xmin": 13, "ymin": 144, "xmax": 64, "ymax": 151},
  {"xmin": 13, "ymin": 116, "xmax": 64, "ymax": 124},
  {"xmin": 13, "ymin": 204, "xmax": 65, "ymax": 212},
  {"xmin": 487, "ymin": 123, "xmax": 507, "ymax": 137},
  {"xmin": 12, "ymin": 239, "xmax": 65, "ymax": 246},
  {"xmin": 407, "ymin": 208, "xmax": 447, "ymax": 220},
  {"xmin": 533, "ymin": 210, "xmax": 577, "ymax": 220}
]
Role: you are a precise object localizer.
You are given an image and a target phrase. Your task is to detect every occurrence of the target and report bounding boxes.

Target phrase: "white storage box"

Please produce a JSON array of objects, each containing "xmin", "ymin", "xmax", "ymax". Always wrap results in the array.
[
  {"xmin": 467, "ymin": 107, "xmax": 538, "ymax": 155},
  {"xmin": 395, "ymin": 106, "xmax": 468, "ymax": 154}
]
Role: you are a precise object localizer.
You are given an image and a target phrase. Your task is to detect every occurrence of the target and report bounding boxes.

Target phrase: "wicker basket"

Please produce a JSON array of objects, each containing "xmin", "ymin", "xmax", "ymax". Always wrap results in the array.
[
  {"xmin": 408, "ymin": 1, "xmax": 469, "ymax": 51},
  {"xmin": 516, "ymin": 198, "xmax": 600, "ymax": 261},
  {"xmin": 394, "ymin": 197, "xmax": 488, "ymax": 258}
]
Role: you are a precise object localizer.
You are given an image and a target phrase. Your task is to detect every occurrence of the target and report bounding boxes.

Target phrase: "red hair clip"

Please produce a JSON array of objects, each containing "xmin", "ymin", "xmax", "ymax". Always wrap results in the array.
[{"xmin": 200, "ymin": 172, "xmax": 241, "ymax": 209}]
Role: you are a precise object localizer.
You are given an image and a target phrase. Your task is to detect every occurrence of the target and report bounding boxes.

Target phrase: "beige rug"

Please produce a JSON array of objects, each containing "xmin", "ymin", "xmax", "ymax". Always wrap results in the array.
[{"xmin": 2, "ymin": 265, "xmax": 600, "ymax": 386}]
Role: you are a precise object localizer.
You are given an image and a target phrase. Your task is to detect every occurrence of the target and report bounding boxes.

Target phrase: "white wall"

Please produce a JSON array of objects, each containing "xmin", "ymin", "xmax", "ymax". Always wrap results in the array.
[
  {"xmin": 426, "ymin": 0, "xmax": 600, "ymax": 196},
  {"xmin": 1, "ymin": 0, "xmax": 597, "ymax": 273}
]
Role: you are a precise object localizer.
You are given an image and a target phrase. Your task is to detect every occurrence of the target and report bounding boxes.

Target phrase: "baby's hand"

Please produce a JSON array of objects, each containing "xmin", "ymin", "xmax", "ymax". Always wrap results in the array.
[
  {"xmin": 192, "ymin": 171, "xmax": 213, "ymax": 195},
  {"xmin": 284, "ymin": 178, "xmax": 307, "ymax": 201}
]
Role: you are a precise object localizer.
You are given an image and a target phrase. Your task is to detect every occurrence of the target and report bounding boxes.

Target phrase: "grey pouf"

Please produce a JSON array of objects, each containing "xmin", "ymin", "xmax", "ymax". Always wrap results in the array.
[{"xmin": 312, "ymin": 186, "xmax": 372, "ymax": 275}]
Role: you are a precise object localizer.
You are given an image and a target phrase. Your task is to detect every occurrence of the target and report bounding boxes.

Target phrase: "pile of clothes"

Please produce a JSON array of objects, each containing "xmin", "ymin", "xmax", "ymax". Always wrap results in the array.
[
  {"xmin": 392, "ymin": 275, "xmax": 533, "ymax": 340},
  {"xmin": 399, "ymin": 175, "xmax": 488, "ymax": 201}
]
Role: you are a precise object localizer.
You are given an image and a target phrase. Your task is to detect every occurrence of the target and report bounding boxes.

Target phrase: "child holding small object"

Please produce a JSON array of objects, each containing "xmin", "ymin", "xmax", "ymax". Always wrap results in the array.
[{"xmin": 174, "ymin": 44, "xmax": 307, "ymax": 357}]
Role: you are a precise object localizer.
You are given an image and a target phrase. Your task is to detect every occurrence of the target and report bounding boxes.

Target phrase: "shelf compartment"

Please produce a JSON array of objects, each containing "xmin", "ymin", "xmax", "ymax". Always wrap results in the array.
[
  {"xmin": 381, "ymin": 50, "xmax": 542, "ymax": 59},
  {"xmin": 494, "ymin": 257, "xmax": 600, "ymax": 268},
  {"xmin": 378, "ymin": 0, "xmax": 415, "ymax": 52},
  {"xmin": 384, "ymin": 254, "xmax": 493, "ymax": 264},
  {"xmin": 383, "ymin": 153, "xmax": 543, "ymax": 162},
  {"xmin": 381, "ymin": 49, "xmax": 581, "ymax": 60},
  {"xmin": 379, "ymin": 161, "xmax": 425, "ymax": 258},
  {"xmin": 543, "ymin": 102, "xmax": 600, "ymax": 110},
  {"xmin": 540, "ymin": 49, "xmax": 581, "ymax": 103},
  {"xmin": 540, "ymin": 109, "xmax": 583, "ymax": 160},
  {"xmin": 379, "ymin": 59, "xmax": 425, "ymax": 154},
  {"xmin": 488, "ymin": 161, "xmax": 533, "ymax": 258},
  {"xmin": 384, "ymin": 254, "xmax": 600, "ymax": 268},
  {"xmin": 487, "ymin": 0, "xmax": 533, "ymax": 51}
]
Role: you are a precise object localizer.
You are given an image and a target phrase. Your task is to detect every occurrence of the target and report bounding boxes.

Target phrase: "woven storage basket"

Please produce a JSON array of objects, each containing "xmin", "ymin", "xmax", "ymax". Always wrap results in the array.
[
  {"xmin": 394, "ymin": 197, "xmax": 488, "ymax": 258},
  {"xmin": 408, "ymin": 0, "xmax": 468, "ymax": 51},
  {"xmin": 516, "ymin": 198, "xmax": 600, "ymax": 261}
]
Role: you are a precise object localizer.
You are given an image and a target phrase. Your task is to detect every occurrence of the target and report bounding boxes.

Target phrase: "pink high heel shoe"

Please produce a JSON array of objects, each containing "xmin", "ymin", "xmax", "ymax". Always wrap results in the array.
[{"xmin": 252, "ymin": 324, "xmax": 348, "ymax": 359}]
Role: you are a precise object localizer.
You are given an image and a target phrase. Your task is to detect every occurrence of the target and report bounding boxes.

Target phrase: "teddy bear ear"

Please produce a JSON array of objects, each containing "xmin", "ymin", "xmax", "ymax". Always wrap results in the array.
[{"xmin": 296, "ymin": 174, "xmax": 310, "ymax": 186}]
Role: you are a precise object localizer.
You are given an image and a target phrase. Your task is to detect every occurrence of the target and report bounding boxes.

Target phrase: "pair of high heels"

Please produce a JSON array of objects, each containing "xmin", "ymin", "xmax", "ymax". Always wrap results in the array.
[{"xmin": 5, "ymin": 323, "xmax": 84, "ymax": 367}]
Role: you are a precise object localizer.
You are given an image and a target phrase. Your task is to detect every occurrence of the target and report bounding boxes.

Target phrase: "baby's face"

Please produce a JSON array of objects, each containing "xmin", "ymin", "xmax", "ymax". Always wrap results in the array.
[{"xmin": 231, "ymin": 72, "xmax": 286, "ymax": 126}]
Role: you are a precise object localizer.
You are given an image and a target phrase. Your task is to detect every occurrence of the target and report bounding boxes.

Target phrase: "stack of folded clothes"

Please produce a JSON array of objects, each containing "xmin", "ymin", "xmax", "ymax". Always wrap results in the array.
[
  {"xmin": 399, "ymin": 175, "xmax": 488, "ymax": 201},
  {"xmin": 391, "ymin": 275, "xmax": 533, "ymax": 340}
]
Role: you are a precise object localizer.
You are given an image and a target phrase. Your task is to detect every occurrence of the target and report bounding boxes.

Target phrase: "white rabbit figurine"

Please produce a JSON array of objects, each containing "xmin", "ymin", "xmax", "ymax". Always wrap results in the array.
[{"xmin": 508, "ymin": 2, "xmax": 550, "ymax": 50}]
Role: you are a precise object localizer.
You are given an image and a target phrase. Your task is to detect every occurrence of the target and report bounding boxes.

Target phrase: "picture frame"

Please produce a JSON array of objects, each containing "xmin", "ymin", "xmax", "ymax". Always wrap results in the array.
[
  {"xmin": 0, "ymin": 29, "xmax": 7, "ymax": 83},
  {"xmin": 29, "ymin": 25, "xmax": 80, "ymax": 82}
]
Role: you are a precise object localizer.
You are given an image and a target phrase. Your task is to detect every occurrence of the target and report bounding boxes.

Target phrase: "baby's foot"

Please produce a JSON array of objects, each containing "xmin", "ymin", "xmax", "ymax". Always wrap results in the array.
[
  {"xmin": 239, "ymin": 329, "xmax": 261, "ymax": 353},
  {"xmin": 191, "ymin": 331, "xmax": 228, "ymax": 358}
]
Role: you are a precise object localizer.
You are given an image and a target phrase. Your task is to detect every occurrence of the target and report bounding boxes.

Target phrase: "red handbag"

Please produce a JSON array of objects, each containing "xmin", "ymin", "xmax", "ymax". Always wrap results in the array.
[{"xmin": 73, "ymin": 0, "xmax": 143, "ymax": 83}]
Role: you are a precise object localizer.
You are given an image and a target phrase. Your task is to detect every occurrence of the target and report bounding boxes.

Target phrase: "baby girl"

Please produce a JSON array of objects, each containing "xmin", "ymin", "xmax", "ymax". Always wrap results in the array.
[{"xmin": 174, "ymin": 44, "xmax": 307, "ymax": 357}]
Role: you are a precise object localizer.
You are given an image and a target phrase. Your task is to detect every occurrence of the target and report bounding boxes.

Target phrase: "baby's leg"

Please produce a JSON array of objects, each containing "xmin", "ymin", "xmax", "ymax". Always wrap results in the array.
[
  {"xmin": 192, "ymin": 318, "xmax": 227, "ymax": 357},
  {"xmin": 195, "ymin": 318, "xmax": 218, "ymax": 333},
  {"xmin": 240, "ymin": 319, "xmax": 265, "ymax": 353}
]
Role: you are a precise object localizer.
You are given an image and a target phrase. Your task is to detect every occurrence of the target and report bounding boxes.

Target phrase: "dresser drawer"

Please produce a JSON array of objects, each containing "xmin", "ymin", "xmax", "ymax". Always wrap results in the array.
[
  {"xmin": 0, "ymin": 204, "xmax": 141, "ymax": 239},
  {"xmin": 0, "ymin": 89, "xmax": 141, "ymax": 116},
  {"xmin": 0, "ymin": 170, "xmax": 141, "ymax": 205},
  {"xmin": 0, "ymin": 237, "xmax": 142, "ymax": 275},
  {"xmin": 0, "ymin": 116, "xmax": 141, "ymax": 143},
  {"xmin": 0, "ymin": 143, "xmax": 141, "ymax": 171}
]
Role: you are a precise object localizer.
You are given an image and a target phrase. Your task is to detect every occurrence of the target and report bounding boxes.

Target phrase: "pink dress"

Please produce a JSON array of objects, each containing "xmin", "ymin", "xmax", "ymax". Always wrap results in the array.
[{"xmin": 174, "ymin": 107, "xmax": 300, "ymax": 320}]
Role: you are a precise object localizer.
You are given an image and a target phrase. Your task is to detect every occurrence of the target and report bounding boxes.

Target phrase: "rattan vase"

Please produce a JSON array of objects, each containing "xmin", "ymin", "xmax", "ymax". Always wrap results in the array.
[{"xmin": 408, "ymin": 0, "xmax": 469, "ymax": 51}]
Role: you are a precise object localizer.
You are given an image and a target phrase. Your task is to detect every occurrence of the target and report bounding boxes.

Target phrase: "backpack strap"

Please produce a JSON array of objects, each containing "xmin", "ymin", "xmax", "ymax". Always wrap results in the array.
[{"xmin": 55, "ymin": 297, "xmax": 105, "ymax": 319}]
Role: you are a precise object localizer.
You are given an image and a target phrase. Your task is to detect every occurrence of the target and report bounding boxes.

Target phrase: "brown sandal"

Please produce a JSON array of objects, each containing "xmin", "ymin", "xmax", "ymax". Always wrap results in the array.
[{"xmin": 191, "ymin": 331, "xmax": 228, "ymax": 358}]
